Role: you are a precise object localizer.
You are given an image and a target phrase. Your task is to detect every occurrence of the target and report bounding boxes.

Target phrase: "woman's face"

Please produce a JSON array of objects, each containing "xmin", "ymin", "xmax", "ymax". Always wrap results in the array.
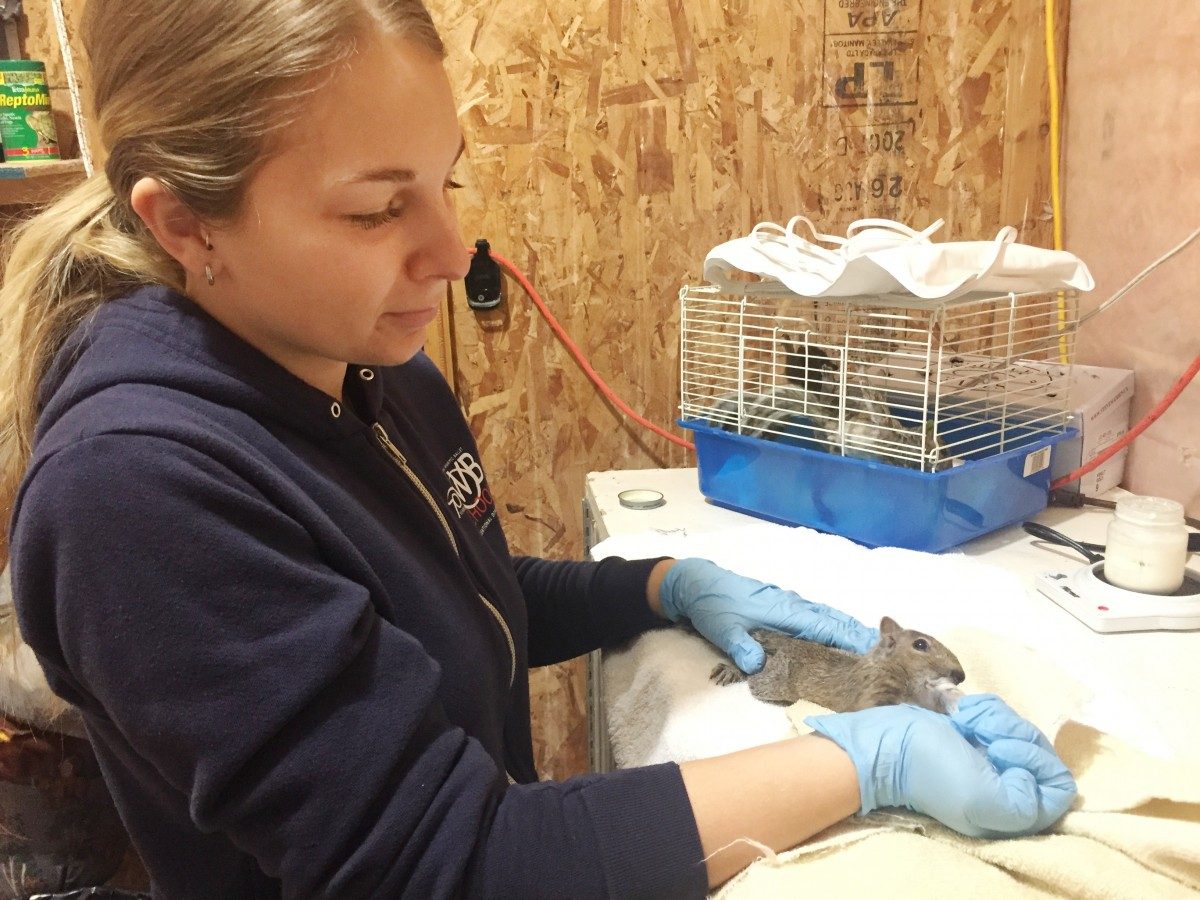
[{"xmin": 205, "ymin": 31, "xmax": 470, "ymax": 397}]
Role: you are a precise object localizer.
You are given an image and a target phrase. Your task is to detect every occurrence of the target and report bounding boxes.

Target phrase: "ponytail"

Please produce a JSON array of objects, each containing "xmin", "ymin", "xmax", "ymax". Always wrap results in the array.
[
  {"xmin": 0, "ymin": 173, "xmax": 182, "ymax": 565},
  {"xmin": 0, "ymin": 172, "xmax": 181, "ymax": 730}
]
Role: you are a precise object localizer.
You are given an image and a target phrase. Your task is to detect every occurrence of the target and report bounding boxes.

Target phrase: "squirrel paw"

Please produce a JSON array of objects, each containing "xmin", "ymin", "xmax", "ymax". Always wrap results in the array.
[{"xmin": 711, "ymin": 663, "xmax": 746, "ymax": 686}]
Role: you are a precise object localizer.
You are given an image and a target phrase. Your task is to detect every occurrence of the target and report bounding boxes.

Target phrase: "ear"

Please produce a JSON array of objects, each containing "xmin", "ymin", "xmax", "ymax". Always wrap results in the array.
[
  {"xmin": 877, "ymin": 616, "xmax": 898, "ymax": 648},
  {"xmin": 878, "ymin": 619, "xmax": 897, "ymax": 648},
  {"xmin": 129, "ymin": 177, "xmax": 212, "ymax": 283}
]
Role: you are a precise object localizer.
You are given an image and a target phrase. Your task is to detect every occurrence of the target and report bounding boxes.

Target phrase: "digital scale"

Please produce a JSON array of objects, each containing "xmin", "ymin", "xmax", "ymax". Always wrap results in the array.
[{"xmin": 1037, "ymin": 561, "xmax": 1200, "ymax": 633}]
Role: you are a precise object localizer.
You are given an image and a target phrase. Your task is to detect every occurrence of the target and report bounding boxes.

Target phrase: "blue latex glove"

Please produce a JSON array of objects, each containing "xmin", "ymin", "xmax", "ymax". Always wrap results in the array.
[
  {"xmin": 949, "ymin": 693, "xmax": 1078, "ymax": 833},
  {"xmin": 658, "ymin": 558, "xmax": 878, "ymax": 673},
  {"xmin": 806, "ymin": 699, "xmax": 1077, "ymax": 839},
  {"xmin": 951, "ymin": 693, "xmax": 1056, "ymax": 753}
]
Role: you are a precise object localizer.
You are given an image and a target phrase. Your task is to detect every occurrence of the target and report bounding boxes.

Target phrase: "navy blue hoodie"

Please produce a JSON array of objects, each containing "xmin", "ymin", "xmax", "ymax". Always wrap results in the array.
[{"xmin": 9, "ymin": 286, "xmax": 707, "ymax": 898}]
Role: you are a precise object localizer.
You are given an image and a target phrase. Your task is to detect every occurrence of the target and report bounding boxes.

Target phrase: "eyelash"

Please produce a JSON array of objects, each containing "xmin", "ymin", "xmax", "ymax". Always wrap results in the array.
[{"xmin": 348, "ymin": 180, "xmax": 465, "ymax": 230}]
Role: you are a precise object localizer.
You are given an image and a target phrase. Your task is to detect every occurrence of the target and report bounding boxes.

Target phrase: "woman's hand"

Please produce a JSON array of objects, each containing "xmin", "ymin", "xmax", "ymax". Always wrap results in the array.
[
  {"xmin": 657, "ymin": 558, "xmax": 879, "ymax": 672},
  {"xmin": 805, "ymin": 698, "xmax": 1077, "ymax": 838}
]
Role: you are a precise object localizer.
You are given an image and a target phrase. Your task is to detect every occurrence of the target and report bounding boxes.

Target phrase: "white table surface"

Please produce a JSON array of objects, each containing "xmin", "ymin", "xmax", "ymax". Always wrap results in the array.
[{"xmin": 586, "ymin": 467, "xmax": 1200, "ymax": 764}]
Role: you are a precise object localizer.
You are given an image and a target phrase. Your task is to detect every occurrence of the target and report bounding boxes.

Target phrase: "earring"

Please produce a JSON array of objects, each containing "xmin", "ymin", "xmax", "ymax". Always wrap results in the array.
[{"xmin": 202, "ymin": 233, "xmax": 215, "ymax": 285}]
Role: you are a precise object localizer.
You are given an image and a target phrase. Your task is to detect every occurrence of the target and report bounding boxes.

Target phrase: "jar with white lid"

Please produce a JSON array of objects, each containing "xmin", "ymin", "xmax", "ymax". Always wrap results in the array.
[{"xmin": 1103, "ymin": 495, "xmax": 1189, "ymax": 594}]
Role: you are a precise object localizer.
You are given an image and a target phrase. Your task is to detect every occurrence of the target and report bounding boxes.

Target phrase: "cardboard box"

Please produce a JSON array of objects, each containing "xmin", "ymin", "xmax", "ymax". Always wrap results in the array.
[{"xmin": 1047, "ymin": 363, "xmax": 1136, "ymax": 496}]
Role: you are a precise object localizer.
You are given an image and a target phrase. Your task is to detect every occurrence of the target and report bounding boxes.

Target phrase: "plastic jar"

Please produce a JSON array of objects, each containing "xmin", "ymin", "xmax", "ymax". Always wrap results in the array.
[
  {"xmin": 1103, "ymin": 495, "xmax": 1189, "ymax": 594},
  {"xmin": 0, "ymin": 60, "xmax": 60, "ymax": 163}
]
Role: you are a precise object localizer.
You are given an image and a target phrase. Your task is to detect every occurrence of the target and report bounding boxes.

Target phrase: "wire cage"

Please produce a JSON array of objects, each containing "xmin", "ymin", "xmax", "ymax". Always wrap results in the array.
[{"xmin": 678, "ymin": 285, "xmax": 1079, "ymax": 551}]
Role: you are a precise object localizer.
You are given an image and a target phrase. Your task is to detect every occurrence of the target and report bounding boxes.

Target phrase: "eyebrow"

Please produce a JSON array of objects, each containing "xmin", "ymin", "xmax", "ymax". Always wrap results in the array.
[{"xmin": 341, "ymin": 135, "xmax": 467, "ymax": 185}]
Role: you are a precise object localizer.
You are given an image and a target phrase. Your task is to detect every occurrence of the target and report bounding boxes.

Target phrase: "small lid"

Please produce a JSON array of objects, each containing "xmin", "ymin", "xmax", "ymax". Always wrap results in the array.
[
  {"xmin": 617, "ymin": 489, "xmax": 666, "ymax": 510},
  {"xmin": 1114, "ymin": 494, "xmax": 1184, "ymax": 527},
  {"xmin": 0, "ymin": 60, "xmax": 48, "ymax": 72}
]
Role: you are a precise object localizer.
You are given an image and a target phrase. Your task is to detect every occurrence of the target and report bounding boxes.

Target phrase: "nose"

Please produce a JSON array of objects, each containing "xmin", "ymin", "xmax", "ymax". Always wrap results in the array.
[
  {"xmin": 409, "ymin": 195, "xmax": 472, "ymax": 284},
  {"xmin": 951, "ymin": 668, "xmax": 965, "ymax": 684}
]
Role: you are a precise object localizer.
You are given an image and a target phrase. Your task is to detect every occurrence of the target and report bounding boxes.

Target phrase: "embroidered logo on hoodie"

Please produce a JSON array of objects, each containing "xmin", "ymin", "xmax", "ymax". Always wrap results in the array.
[{"xmin": 443, "ymin": 449, "xmax": 496, "ymax": 533}]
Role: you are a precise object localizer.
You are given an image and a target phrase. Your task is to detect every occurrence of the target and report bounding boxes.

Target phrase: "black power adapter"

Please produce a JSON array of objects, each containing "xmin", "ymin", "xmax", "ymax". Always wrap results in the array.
[{"xmin": 465, "ymin": 238, "xmax": 503, "ymax": 310}]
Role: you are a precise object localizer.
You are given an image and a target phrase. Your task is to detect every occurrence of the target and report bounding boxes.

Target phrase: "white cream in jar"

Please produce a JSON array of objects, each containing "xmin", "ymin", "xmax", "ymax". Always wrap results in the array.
[{"xmin": 1103, "ymin": 495, "xmax": 1189, "ymax": 594}]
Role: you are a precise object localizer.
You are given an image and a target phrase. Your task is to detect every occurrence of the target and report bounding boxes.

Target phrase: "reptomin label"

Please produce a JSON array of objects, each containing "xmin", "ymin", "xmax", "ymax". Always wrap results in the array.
[{"xmin": 0, "ymin": 60, "xmax": 60, "ymax": 162}]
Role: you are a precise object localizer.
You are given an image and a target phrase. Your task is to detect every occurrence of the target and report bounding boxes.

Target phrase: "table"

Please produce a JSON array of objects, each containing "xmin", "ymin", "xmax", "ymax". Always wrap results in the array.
[{"xmin": 583, "ymin": 468, "xmax": 1200, "ymax": 772}]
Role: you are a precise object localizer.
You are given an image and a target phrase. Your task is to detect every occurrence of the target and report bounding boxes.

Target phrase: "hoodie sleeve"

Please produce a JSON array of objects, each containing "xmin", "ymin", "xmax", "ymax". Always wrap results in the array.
[
  {"xmin": 514, "ymin": 556, "xmax": 673, "ymax": 667},
  {"xmin": 10, "ymin": 434, "xmax": 706, "ymax": 899}
]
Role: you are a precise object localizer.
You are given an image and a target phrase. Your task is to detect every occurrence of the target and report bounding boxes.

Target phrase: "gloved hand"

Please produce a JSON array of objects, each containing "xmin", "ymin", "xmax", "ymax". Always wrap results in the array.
[
  {"xmin": 949, "ymin": 692, "xmax": 1079, "ymax": 832},
  {"xmin": 805, "ymin": 699, "xmax": 1077, "ymax": 839},
  {"xmin": 951, "ymin": 692, "xmax": 1055, "ymax": 753},
  {"xmin": 658, "ymin": 558, "xmax": 878, "ymax": 673}
]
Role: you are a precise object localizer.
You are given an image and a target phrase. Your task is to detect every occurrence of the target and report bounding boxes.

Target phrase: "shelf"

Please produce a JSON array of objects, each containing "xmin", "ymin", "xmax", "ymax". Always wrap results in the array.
[{"xmin": 0, "ymin": 158, "xmax": 87, "ymax": 206}]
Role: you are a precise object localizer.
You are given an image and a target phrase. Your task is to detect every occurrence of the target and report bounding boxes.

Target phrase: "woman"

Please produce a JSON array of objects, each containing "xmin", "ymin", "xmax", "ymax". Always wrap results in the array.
[{"xmin": 0, "ymin": 1, "xmax": 1075, "ymax": 896}]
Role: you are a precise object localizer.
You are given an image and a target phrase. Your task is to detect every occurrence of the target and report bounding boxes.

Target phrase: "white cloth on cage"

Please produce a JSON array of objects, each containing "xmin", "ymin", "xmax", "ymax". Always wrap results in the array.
[{"xmin": 703, "ymin": 217, "xmax": 1095, "ymax": 300}]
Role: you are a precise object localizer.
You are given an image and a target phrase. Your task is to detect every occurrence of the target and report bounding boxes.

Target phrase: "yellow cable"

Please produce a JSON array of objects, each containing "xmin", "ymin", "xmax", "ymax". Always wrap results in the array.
[{"xmin": 1045, "ymin": 0, "xmax": 1070, "ymax": 363}]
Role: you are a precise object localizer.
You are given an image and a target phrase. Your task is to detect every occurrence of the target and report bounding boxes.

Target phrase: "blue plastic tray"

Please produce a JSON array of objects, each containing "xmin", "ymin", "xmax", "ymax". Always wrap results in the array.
[{"xmin": 682, "ymin": 417, "xmax": 1075, "ymax": 552}]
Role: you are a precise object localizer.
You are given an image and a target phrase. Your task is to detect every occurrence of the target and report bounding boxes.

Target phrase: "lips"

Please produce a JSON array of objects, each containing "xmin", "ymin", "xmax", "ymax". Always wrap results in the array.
[{"xmin": 384, "ymin": 306, "xmax": 440, "ymax": 328}]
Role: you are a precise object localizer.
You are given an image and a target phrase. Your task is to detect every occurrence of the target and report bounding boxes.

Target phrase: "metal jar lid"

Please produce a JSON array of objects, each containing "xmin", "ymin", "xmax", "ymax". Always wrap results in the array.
[{"xmin": 617, "ymin": 489, "xmax": 666, "ymax": 510}]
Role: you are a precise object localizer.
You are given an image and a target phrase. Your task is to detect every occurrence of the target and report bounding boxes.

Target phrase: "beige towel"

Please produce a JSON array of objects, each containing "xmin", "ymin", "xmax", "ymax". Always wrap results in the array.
[{"xmin": 716, "ymin": 628, "xmax": 1200, "ymax": 898}]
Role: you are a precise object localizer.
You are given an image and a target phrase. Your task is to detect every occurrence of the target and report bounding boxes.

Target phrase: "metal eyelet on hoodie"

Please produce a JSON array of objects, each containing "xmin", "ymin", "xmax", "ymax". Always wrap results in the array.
[
  {"xmin": 330, "ymin": 401, "xmax": 342, "ymax": 418},
  {"xmin": 371, "ymin": 421, "xmax": 516, "ymax": 688},
  {"xmin": 359, "ymin": 368, "xmax": 375, "ymax": 381}
]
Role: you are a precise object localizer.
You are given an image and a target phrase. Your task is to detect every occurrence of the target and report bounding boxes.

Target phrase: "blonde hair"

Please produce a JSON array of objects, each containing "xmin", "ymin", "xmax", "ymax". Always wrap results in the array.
[{"xmin": 0, "ymin": 0, "xmax": 444, "ymax": 565}]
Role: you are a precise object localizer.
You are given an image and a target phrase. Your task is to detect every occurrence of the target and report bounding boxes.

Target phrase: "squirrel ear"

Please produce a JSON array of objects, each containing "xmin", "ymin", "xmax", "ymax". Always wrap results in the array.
[{"xmin": 880, "ymin": 616, "xmax": 900, "ymax": 634}]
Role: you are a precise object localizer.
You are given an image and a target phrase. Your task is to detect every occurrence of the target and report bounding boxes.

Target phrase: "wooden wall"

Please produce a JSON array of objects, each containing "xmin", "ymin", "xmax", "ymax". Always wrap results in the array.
[
  {"xmin": 14, "ymin": 0, "xmax": 88, "ymax": 161},
  {"xmin": 433, "ymin": 0, "xmax": 1067, "ymax": 778},
  {"xmin": 1064, "ymin": 4, "xmax": 1200, "ymax": 516}
]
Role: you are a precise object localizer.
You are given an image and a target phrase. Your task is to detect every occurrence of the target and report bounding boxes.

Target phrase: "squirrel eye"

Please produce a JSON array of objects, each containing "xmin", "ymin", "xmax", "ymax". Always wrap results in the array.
[{"xmin": 912, "ymin": 638, "xmax": 929, "ymax": 651}]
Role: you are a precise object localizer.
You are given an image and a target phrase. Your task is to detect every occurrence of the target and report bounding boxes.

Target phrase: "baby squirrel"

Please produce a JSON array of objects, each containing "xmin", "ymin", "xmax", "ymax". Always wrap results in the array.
[{"xmin": 711, "ymin": 617, "xmax": 965, "ymax": 714}]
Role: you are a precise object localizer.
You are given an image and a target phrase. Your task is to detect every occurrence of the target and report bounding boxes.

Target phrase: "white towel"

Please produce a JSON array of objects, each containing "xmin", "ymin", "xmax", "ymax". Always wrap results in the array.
[
  {"xmin": 702, "ymin": 216, "xmax": 1094, "ymax": 300},
  {"xmin": 595, "ymin": 522, "xmax": 1200, "ymax": 896},
  {"xmin": 0, "ymin": 565, "xmax": 85, "ymax": 736},
  {"xmin": 604, "ymin": 629, "xmax": 794, "ymax": 768},
  {"xmin": 594, "ymin": 521, "xmax": 1185, "ymax": 766}
]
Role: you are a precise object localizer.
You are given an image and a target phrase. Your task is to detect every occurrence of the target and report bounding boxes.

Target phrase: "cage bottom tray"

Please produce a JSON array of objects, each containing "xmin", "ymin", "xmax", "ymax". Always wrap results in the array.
[{"xmin": 683, "ymin": 419, "xmax": 1074, "ymax": 553}]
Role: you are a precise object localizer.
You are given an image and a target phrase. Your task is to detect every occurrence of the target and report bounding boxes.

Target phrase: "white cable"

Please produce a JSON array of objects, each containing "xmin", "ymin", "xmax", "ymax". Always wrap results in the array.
[
  {"xmin": 1078, "ymin": 226, "xmax": 1200, "ymax": 326},
  {"xmin": 49, "ymin": 0, "xmax": 93, "ymax": 176}
]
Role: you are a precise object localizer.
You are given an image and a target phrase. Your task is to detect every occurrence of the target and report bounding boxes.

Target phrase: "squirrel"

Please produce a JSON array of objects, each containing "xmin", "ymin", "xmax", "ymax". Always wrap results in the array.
[
  {"xmin": 710, "ymin": 339, "xmax": 942, "ymax": 468},
  {"xmin": 710, "ymin": 616, "xmax": 965, "ymax": 714}
]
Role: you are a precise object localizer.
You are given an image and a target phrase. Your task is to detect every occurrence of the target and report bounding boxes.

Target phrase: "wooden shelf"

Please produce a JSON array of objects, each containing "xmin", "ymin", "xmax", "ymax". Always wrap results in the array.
[{"xmin": 0, "ymin": 158, "xmax": 87, "ymax": 206}]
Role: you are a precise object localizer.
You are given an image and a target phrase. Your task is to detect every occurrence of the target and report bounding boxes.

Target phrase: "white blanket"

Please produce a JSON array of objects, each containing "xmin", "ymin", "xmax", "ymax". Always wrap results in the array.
[
  {"xmin": 595, "ymin": 521, "xmax": 1181, "ymax": 767},
  {"xmin": 594, "ymin": 522, "xmax": 1200, "ymax": 895}
]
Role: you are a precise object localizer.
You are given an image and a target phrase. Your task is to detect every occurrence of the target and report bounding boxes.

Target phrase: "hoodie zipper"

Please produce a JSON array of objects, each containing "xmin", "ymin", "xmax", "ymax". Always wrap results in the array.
[{"xmin": 371, "ymin": 421, "xmax": 516, "ymax": 689}]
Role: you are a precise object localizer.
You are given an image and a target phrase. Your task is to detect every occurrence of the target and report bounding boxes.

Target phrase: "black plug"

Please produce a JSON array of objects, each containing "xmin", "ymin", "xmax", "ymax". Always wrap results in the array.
[
  {"xmin": 465, "ymin": 238, "xmax": 503, "ymax": 310},
  {"xmin": 1048, "ymin": 488, "xmax": 1084, "ymax": 509}
]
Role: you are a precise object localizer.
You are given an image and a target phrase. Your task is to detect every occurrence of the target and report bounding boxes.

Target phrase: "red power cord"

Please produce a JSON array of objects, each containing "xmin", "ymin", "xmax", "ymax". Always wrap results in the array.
[
  {"xmin": 467, "ymin": 245, "xmax": 695, "ymax": 452},
  {"xmin": 1049, "ymin": 352, "xmax": 1200, "ymax": 491}
]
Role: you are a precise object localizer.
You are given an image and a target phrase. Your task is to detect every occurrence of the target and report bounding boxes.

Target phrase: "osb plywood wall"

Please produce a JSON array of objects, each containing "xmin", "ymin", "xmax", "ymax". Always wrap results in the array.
[
  {"xmin": 1064, "ymin": 4, "xmax": 1200, "ymax": 516},
  {"xmin": 434, "ymin": 0, "xmax": 1067, "ymax": 778},
  {"xmin": 14, "ymin": 0, "xmax": 87, "ymax": 162}
]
